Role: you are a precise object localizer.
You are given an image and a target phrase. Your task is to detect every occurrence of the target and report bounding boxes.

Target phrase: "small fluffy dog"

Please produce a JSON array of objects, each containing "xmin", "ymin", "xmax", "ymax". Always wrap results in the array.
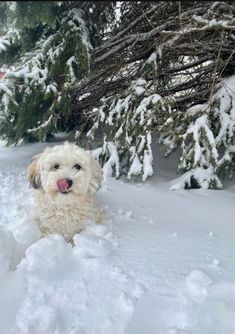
[{"xmin": 27, "ymin": 142, "xmax": 103, "ymax": 242}]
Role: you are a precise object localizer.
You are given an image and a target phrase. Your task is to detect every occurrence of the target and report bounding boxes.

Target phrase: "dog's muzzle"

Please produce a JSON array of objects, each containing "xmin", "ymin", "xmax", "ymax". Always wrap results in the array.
[{"xmin": 57, "ymin": 178, "xmax": 73, "ymax": 194}]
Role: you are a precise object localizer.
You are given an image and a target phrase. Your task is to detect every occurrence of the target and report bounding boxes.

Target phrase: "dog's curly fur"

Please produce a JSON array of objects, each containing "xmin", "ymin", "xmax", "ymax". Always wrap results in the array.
[{"xmin": 27, "ymin": 142, "xmax": 103, "ymax": 242}]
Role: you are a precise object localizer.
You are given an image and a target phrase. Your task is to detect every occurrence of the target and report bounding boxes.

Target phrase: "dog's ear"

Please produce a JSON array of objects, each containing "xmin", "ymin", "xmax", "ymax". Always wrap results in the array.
[
  {"xmin": 27, "ymin": 154, "xmax": 42, "ymax": 189},
  {"xmin": 88, "ymin": 155, "xmax": 103, "ymax": 193}
]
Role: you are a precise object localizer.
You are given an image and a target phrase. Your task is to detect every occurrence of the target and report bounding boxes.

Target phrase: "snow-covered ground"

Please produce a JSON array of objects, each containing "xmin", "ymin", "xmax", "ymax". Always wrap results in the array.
[{"xmin": 0, "ymin": 139, "xmax": 235, "ymax": 334}]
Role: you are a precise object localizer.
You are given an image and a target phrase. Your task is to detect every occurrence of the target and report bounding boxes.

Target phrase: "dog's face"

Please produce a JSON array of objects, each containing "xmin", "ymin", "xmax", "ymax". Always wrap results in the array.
[{"xmin": 27, "ymin": 142, "xmax": 102, "ymax": 203}]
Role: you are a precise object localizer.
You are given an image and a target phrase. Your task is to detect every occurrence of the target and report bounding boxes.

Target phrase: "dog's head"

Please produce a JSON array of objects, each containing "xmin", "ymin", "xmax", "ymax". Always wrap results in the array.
[{"xmin": 27, "ymin": 142, "xmax": 102, "ymax": 202}]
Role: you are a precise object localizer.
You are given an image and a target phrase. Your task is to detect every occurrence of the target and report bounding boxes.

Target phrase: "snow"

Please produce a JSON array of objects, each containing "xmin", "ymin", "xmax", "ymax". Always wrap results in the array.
[
  {"xmin": 169, "ymin": 166, "xmax": 222, "ymax": 191},
  {"xmin": 214, "ymin": 76, "xmax": 235, "ymax": 145},
  {"xmin": 1, "ymin": 140, "xmax": 235, "ymax": 333},
  {"xmin": 66, "ymin": 56, "xmax": 77, "ymax": 82},
  {"xmin": 10, "ymin": 232, "xmax": 143, "ymax": 334},
  {"xmin": 147, "ymin": 51, "xmax": 156, "ymax": 64},
  {"xmin": 102, "ymin": 141, "xmax": 120, "ymax": 179},
  {"xmin": 114, "ymin": 2, "xmax": 122, "ymax": 23},
  {"xmin": 0, "ymin": 38, "xmax": 10, "ymax": 52},
  {"xmin": 0, "ymin": 81, "xmax": 13, "ymax": 96},
  {"xmin": 135, "ymin": 94, "xmax": 162, "ymax": 126},
  {"xmin": 127, "ymin": 147, "xmax": 142, "ymax": 179},
  {"xmin": 170, "ymin": 74, "xmax": 235, "ymax": 190},
  {"xmin": 69, "ymin": 8, "xmax": 93, "ymax": 57},
  {"xmin": 27, "ymin": 115, "xmax": 53, "ymax": 134},
  {"xmin": 0, "ymin": 80, "xmax": 15, "ymax": 115},
  {"xmin": 46, "ymin": 83, "xmax": 58, "ymax": 95},
  {"xmin": 142, "ymin": 132, "xmax": 153, "ymax": 181},
  {"xmin": 131, "ymin": 79, "xmax": 147, "ymax": 97}
]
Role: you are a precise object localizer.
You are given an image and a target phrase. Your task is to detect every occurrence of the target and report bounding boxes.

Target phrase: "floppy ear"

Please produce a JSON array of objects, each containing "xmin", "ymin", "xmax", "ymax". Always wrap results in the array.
[
  {"xmin": 27, "ymin": 154, "xmax": 42, "ymax": 189},
  {"xmin": 88, "ymin": 156, "xmax": 103, "ymax": 193}
]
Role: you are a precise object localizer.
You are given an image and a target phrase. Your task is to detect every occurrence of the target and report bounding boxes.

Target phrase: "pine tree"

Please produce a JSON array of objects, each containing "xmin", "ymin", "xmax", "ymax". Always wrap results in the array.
[
  {"xmin": 0, "ymin": 1, "xmax": 114, "ymax": 143},
  {"xmin": 85, "ymin": 78, "xmax": 174, "ymax": 181},
  {"xmin": 159, "ymin": 76, "xmax": 235, "ymax": 189},
  {"xmin": 1, "ymin": 1, "xmax": 235, "ymax": 188},
  {"xmin": 72, "ymin": 1, "xmax": 235, "ymax": 187}
]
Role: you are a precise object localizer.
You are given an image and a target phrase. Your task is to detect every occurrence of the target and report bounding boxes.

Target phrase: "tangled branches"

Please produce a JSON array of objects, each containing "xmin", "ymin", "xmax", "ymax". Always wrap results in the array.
[{"xmin": 71, "ymin": 1, "xmax": 235, "ymax": 120}]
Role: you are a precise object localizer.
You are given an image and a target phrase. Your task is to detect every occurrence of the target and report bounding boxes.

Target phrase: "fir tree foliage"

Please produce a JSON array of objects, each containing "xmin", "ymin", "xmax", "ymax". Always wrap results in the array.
[
  {"xmin": 0, "ymin": 2, "xmax": 92, "ymax": 143},
  {"xmin": 159, "ymin": 76, "xmax": 235, "ymax": 189},
  {"xmin": 85, "ymin": 78, "xmax": 173, "ymax": 181},
  {"xmin": 0, "ymin": 2, "xmax": 59, "ymax": 66},
  {"xmin": 1, "ymin": 1, "xmax": 235, "ymax": 188},
  {"xmin": 74, "ymin": 1, "xmax": 235, "ymax": 188}
]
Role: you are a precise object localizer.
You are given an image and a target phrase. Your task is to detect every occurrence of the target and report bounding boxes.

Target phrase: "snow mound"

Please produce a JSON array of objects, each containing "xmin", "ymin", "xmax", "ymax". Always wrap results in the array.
[
  {"xmin": 184, "ymin": 270, "xmax": 235, "ymax": 334},
  {"xmin": 0, "ymin": 224, "xmax": 143, "ymax": 334},
  {"xmin": 0, "ymin": 170, "xmax": 41, "ymax": 268},
  {"xmin": 184, "ymin": 269, "xmax": 213, "ymax": 303},
  {"xmin": 0, "ymin": 153, "xmax": 144, "ymax": 334},
  {"xmin": 127, "ymin": 270, "xmax": 235, "ymax": 334}
]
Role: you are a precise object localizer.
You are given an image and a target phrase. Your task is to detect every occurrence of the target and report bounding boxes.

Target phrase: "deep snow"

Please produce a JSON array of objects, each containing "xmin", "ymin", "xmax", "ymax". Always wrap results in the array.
[{"xmin": 0, "ymin": 139, "xmax": 235, "ymax": 334}]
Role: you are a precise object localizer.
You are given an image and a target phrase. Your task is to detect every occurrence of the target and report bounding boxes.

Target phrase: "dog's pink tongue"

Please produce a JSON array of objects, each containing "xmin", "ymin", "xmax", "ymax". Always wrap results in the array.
[{"xmin": 57, "ymin": 179, "xmax": 69, "ymax": 193}]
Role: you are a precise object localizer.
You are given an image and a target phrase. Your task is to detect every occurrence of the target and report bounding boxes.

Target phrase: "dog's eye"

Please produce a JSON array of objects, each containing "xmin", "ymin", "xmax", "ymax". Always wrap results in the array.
[
  {"xmin": 54, "ymin": 164, "xmax": 60, "ymax": 169},
  {"xmin": 73, "ymin": 164, "xmax": 81, "ymax": 171}
]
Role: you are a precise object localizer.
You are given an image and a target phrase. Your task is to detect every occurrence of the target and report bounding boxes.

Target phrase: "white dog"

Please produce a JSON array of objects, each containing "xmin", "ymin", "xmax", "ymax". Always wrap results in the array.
[{"xmin": 27, "ymin": 142, "xmax": 103, "ymax": 242}]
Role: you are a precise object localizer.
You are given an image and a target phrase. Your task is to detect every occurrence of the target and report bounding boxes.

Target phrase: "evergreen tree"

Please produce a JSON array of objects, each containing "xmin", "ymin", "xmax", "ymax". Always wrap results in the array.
[
  {"xmin": 0, "ymin": 1, "xmax": 115, "ymax": 143},
  {"xmin": 159, "ymin": 76, "xmax": 235, "ymax": 189},
  {"xmin": 72, "ymin": 1, "xmax": 235, "ymax": 188},
  {"xmin": 1, "ymin": 1, "xmax": 235, "ymax": 188}
]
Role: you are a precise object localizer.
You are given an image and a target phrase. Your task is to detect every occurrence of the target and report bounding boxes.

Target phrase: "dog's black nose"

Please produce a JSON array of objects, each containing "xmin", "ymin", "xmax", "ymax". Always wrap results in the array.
[{"xmin": 66, "ymin": 178, "xmax": 73, "ymax": 188}]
